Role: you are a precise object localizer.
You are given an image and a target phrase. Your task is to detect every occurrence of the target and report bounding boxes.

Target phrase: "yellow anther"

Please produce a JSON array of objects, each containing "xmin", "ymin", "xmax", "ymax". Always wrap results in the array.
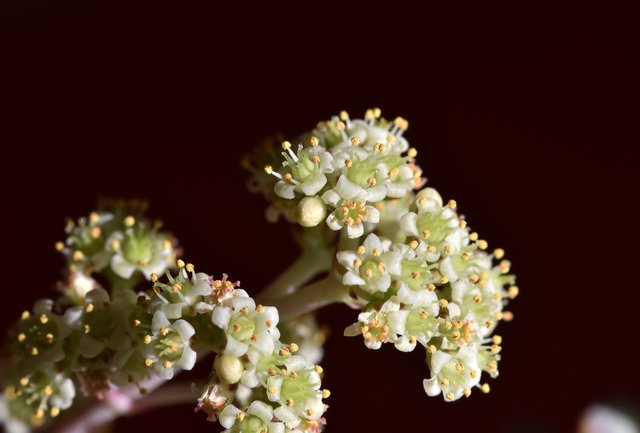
[
  {"xmin": 162, "ymin": 240, "xmax": 172, "ymax": 250},
  {"xmin": 176, "ymin": 259, "xmax": 185, "ymax": 268},
  {"xmin": 387, "ymin": 133, "xmax": 396, "ymax": 143},
  {"xmin": 255, "ymin": 304, "xmax": 265, "ymax": 313},
  {"xmin": 357, "ymin": 246, "xmax": 366, "ymax": 255},
  {"xmin": 485, "ymin": 320, "xmax": 495, "ymax": 329},
  {"xmin": 443, "ymin": 245, "xmax": 453, "ymax": 254},
  {"xmin": 491, "ymin": 344, "xmax": 501, "ymax": 354},
  {"xmin": 18, "ymin": 333, "xmax": 26, "ymax": 342},
  {"xmin": 409, "ymin": 240, "xmax": 419, "ymax": 249},
  {"xmin": 493, "ymin": 248, "xmax": 505, "ymax": 259},
  {"xmin": 455, "ymin": 362, "xmax": 464, "ymax": 372},
  {"xmin": 55, "ymin": 241, "xmax": 65, "ymax": 251},
  {"xmin": 439, "ymin": 276, "xmax": 449, "ymax": 284},
  {"xmin": 89, "ymin": 212, "xmax": 100, "ymax": 223},
  {"xmin": 452, "ymin": 330, "xmax": 461, "ymax": 340},
  {"xmin": 110, "ymin": 239, "xmax": 121, "ymax": 250},
  {"xmin": 427, "ymin": 245, "xmax": 437, "ymax": 253},
  {"xmin": 412, "ymin": 271, "xmax": 421, "ymax": 279},
  {"xmin": 407, "ymin": 148, "xmax": 417, "ymax": 158},
  {"xmin": 44, "ymin": 385, "xmax": 53, "ymax": 396},
  {"xmin": 422, "ymin": 230, "xmax": 431, "ymax": 239},
  {"xmin": 364, "ymin": 109, "xmax": 374, "ymax": 120},
  {"xmin": 240, "ymin": 307, "xmax": 249, "ymax": 315},
  {"xmin": 315, "ymin": 365, "xmax": 323, "ymax": 374},
  {"xmin": 284, "ymin": 173, "xmax": 293, "ymax": 181},
  {"xmin": 90, "ymin": 227, "xmax": 101, "ymax": 238},
  {"xmin": 133, "ymin": 320, "xmax": 142, "ymax": 328},
  {"xmin": 373, "ymin": 107, "xmax": 381, "ymax": 118},
  {"xmin": 72, "ymin": 250, "xmax": 84, "ymax": 261},
  {"xmin": 508, "ymin": 285, "xmax": 519, "ymax": 299},
  {"xmin": 339, "ymin": 111, "xmax": 349, "ymax": 121},
  {"xmin": 40, "ymin": 314, "xmax": 49, "ymax": 324},
  {"xmin": 237, "ymin": 412, "xmax": 245, "ymax": 421},
  {"xmin": 144, "ymin": 335, "xmax": 152, "ymax": 344},
  {"xmin": 427, "ymin": 344, "xmax": 437, "ymax": 353},
  {"xmin": 124, "ymin": 216, "xmax": 135, "ymax": 227},
  {"xmin": 281, "ymin": 141, "xmax": 292, "ymax": 150},
  {"xmin": 427, "ymin": 283, "xmax": 436, "ymax": 291},
  {"xmin": 345, "ymin": 159, "xmax": 353, "ymax": 167},
  {"xmin": 322, "ymin": 389, "xmax": 331, "ymax": 398},
  {"xmin": 233, "ymin": 324, "xmax": 242, "ymax": 332},
  {"xmin": 350, "ymin": 137, "xmax": 361, "ymax": 146},
  {"xmin": 160, "ymin": 327, "xmax": 170, "ymax": 336},
  {"xmin": 480, "ymin": 383, "xmax": 491, "ymax": 393},
  {"xmin": 20, "ymin": 376, "xmax": 29, "ymax": 386},
  {"xmin": 353, "ymin": 258, "xmax": 362, "ymax": 268},
  {"xmin": 85, "ymin": 303, "xmax": 94, "ymax": 313},
  {"xmin": 83, "ymin": 324, "xmax": 91, "ymax": 334},
  {"xmin": 462, "ymin": 253, "xmax": 470, "ymax": 261},
  {"xmin": 499, "ymin": 260, "xmax": 511, "ymax": 273},
  {"xmin": 473, "ymin": 295, "xmax": 482, "ymax": 303},
  {"xmin": 459, "ymin": 220, "xmax": 467, "ymax": 228},
  {"xmin": 309, "ymin": 136, "xmax": 319, "ymax": 146},
  {"xmin": 495, "ymin": 312, "xmax": 504, "ymax": 320},
  {"xmin": 290, "ymin": 343, "xmax": 299, "ymax": 352},
  {"xmin": 502, "ymin": 311, "xmax": 514, "ymax": 321},
  {"xmin": 172, "ymin": 283, "xmax": 182, "ymax": 293},
  {"xmin": 145, "ymin": 358, "xmax": 153, "ymax": 367},
  {"xmin": 487, "ymin": 360, "xmax": 498, "ymax": 372},
  {"xmin": 446, "ymin": 392, "xmax": 454, "ymax": 401},
  {"xmin": 50, "ymin": 407, "xmax": 60, "ymax": 417},
  {"xmin": 306, "ymin": 409, "xmax": 314, "ymax": 416},
  {"xmin": 478, "ymin": 240, "xmax": 488, "ymax": 250},
  {"xmin": 469, "ymin": 370, "xmax": 479, "ymax": 379},
  {"xmin": 163, "ymin": 360, "xmax": 173, "ymax": 369},
  {"xmin": 35, "ymin": 408, "xmax": 45, "ymax": 419},
  {"xmin": 492, "ymin": 335, "xmax": 503, "ymax": 345},
  {"xmin": 469, "ymin": 232, "xmax": 479, "ymax": 241},
  {"xmin": 45, "ymin": 333, "xmax": 54, "ymax": 343},
  {"xmin": 290, "ymin": 371, "xmax": 298, "ymax": 379},
  {"xmin": 372, "ymin": 248, "xmax": 381, "ymax": 256},
  {"xmin": 444, "ymin": 321, "xmax": 453, "ymax": 330},
  {"xmin": 448, "ymin": 199, "xmax": 457, "ymax": 209},
  {"xmin": 31, "ymin": 347, "xmax": 38, "ymax": 356},
  {"xmin": 464, "ymin": 388, "xmax": 472, "ymax": 397},
  {"xmin": 286, "ymin": 399, "xmax": 294, "ymax": 406}
]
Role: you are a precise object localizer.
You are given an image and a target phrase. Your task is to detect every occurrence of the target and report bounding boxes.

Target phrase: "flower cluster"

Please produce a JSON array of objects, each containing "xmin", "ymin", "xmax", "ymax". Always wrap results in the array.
[
  {"xmin": 255, "ymin": 109, "xmax": 518, "ymax": 402},
  {"xmin": 1, "ymin": 207, "xmax": 329, "ymax": 433},
  {"xmin": 195, "ymin": 277, "xmax": 329, "ymax": 432},
  {"xmin": 55, "ymin": 204, "xmax": 177, "ymax": 303},
  {"xmin": 257, "ymin": 110, "xmax": 424, "ymax": 238}
]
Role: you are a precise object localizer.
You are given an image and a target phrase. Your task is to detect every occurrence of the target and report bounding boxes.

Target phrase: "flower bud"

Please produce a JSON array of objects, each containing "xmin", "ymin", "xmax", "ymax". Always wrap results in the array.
[
  {"xmin": 296, "ymin": 196, "xmax": 326, "ymax": 227},
  {"xmin": 214, "ymin": 354, "xmax": 244, "ymax": 384},
  {"xmin": 415, "ymin": 187, "xmax": 443, "ymax": 206}
]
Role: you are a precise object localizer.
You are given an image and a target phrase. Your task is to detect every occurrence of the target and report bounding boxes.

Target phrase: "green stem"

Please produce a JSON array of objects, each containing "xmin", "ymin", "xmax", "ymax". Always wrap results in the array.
[
  {"xmin": 272, "ymin": 274, "xmax": 345, "ymax": 322},
  {"xmin": 256, "ymin": 250, "xmax": 332, "ymax": 304}
]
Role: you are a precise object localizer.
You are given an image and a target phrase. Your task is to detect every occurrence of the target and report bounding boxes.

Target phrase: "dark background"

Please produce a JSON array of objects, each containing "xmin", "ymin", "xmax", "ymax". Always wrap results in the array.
[{"xmin": 1, "ymin": 2, "xmax": 638, "ymax": 432}]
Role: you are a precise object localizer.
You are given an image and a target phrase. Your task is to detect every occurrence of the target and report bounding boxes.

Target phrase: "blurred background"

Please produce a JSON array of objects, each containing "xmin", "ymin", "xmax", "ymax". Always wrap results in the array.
[{"xmin": 1, "ymin": 2, "xmax": 638, "ymax": 432}]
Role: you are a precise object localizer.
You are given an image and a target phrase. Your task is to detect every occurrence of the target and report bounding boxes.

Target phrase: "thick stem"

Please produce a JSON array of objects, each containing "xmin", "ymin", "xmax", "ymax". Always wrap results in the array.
[
  {"xmin": 256, "ymin": 250, "xmax": 332, "ymax": 304},
  {"xmin": 272, "ymin": 274, "xmax": 345, "ymax": 322}
]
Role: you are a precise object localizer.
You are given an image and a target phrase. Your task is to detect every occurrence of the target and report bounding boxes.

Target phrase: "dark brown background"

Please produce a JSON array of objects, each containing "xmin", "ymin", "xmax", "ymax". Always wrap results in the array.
[{"xmin": 1, "ymin": 2, "xmax": 638, "ymax": 432}]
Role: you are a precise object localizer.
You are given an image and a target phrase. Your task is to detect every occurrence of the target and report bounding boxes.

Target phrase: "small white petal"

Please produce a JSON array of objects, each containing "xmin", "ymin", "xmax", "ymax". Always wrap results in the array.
[
  {"xmin": 275, "ymin": 181, "xmax": 296, "ymax": 199},
  {"xmin": 219, "ymin": 405, "xmax": 242, "ymax": 428},
  {"xmin": 423, "ymin": 377, "xmax": 442, "ymax": 396},
  {"xmin": 211, "ymin": 306, "xmax": 232, "ymax": 329},
  {"xmin": 300, "ymin": 173, "xmax": 327, "ymax": 196},
  {"xmin": 248, "ymin": 401, "xmax": 274, "ymax": 424}
]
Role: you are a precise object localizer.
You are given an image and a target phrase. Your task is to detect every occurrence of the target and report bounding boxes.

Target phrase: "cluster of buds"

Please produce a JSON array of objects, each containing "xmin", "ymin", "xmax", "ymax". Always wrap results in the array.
[{"xmin": 251, "ymin": 109, "xmax": 518, "ymax": 402}]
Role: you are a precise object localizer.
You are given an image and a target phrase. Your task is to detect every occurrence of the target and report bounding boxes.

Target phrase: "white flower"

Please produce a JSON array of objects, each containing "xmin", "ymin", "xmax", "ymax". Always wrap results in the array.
[
  {"xmin": 211, "ymin": 292, "xmax": 280, "ymax": 358},
  {"xmin": 266, "ymin": 355, "xmax": 325, "ymax": 427},
  {"xmin": 423, "ymin": 347, "xmax": 482, "ymax": 401},
  {"xmin": 142, "ymin": 311, "xmax": 197, "ymax": 380},
  {"xmin": 400, "ymin": 195, "xmax": 464, "ymax": 258},
  {"xmin": 108, "ymin": 222, "xmax": 175, "ymax": 280},
  {"xmin": 344, "ymin": 300, "xmax": 400, "ymax": 350},
  {"xmin": 219, "ymin": 401, "xmax": 285, "ymax": 433},
  {"xmin": 337, "ymin": 233, "xmax": 401, "ymax": 295},
  {"xmin": 271, "ymin": 143, "xmax": 334, "ymax": 199},
  {"xmin": 15, "ymin": 299, "xmax": 71, "ymax": 365},
  {"xmin": 0, "ymin": 395, "xmax": 30, "ymax": 433}
]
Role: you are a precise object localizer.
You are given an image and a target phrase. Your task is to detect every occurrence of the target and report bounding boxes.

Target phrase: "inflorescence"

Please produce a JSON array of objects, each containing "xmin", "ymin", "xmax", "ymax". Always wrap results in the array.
[{"xmin": 2, "ymin": 109, "xmax": 517, "ymax": 433}]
